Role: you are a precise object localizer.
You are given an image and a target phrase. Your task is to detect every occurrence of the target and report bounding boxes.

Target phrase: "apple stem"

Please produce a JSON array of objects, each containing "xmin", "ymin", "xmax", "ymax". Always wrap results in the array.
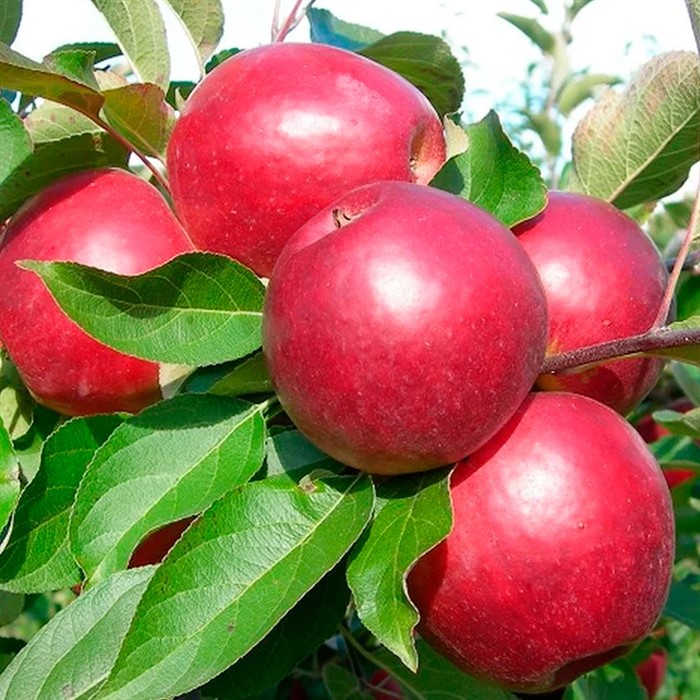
[
  {"xmin": 93, "ymin": 115, "xmax": 171, "ymax": 195},
  {"xmin": 541, "ymin": 324, "xmax": 700, "ymax": 375},
  {"xmin": 652, "ymin": 174, "xmax": 700, "ymax": 328},
  {"xmin": 272, "ymin": 0, "xmax": 315, "ymax": 42}
]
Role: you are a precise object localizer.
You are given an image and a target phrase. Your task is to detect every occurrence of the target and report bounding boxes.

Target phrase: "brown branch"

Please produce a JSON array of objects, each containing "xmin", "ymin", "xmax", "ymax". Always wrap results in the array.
[
  {"xmin": 653, "ymin": 172, "xmax": 700, "ymax": 327},
  {"xmin": 93, "ymin": 115, "xmax": 170, "ymax": 194},
  {"xmin": 541, "ymin": 326, "xmax": 700, "ymax": 375},
  {"xmin": 272, "ymin": 0, "xmax": 316, "ymax": 42}
]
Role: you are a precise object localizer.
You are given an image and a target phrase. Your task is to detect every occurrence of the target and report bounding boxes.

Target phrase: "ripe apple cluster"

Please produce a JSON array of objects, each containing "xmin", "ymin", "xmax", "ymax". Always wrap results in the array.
[{"xmin": 0, "ymin": 41, "xmax": 677, "ymax": 695}]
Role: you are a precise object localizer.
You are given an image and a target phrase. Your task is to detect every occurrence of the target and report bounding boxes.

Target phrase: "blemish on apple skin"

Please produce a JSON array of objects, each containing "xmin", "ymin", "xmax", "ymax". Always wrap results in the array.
[{"xmin": 576, "ymin": 521, "xmax": 586, "ymax": 530}]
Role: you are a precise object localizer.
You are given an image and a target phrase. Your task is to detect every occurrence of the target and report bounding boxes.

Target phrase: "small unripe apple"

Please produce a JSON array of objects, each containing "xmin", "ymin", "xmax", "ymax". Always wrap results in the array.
[
  {"xmin": 263, "ymin": 181, "xmax": 548, "ymax": 475},
  {"xmin": 167, "ymin": 42, "xmax": 446, "ymax": 277},
  {"xmin": 408, "ymin": 392, "xmax": 675, "ymax": 694},
  {"xmin": 0, "ymin": 169, "xmax": 194, "ymax": 416},
  {"xmin": 514, "ymin": 191, "xmax": 669, "ymax": 415}
]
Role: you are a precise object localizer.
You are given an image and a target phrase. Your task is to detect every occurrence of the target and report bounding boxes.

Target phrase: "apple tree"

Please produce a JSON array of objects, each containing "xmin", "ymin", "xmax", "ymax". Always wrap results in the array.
[{"xmin": 0, "ymin": 1, "xmax": 699, "ymax": 699}]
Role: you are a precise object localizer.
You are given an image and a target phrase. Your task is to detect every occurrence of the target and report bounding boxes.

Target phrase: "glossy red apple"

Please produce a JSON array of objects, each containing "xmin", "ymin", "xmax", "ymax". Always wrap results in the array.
[
  {"xmin": 167, "ymin": 42, "xmax": 446, "ymax": 277},
  {"xmin": 635, "ymin": 398, "xmax": 696, "ymax": 488},
  {"xmin": 128, "ymin": 517, "xmax": 195, "ymax": 568},
  {"xmin": 514, "ymin": 191, "xmax": 669, "ymax": 415},
  {"xmin": 408, "ymin": 392, "xmax": 675, "ymax": 694},
  {"xmin": 263, "ymin": 181, "xmax": 548, "ymax": 475},
  {"xmin": 0, "ymin": 168, "xmax": 194, "ymax": 416}
]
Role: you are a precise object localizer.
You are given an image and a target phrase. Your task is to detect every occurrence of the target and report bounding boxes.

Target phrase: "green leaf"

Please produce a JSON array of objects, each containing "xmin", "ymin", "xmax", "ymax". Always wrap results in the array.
[
  {"xmin": 0, "ymin": 421, "xmax": 19, "ymax": 548},
  {"xmin": 95, "ymin": 473, "xmax": 374, "ymax": 700},
  {"xmin": 557, "ymin": 73, "xmax": 621, "ymax": 117},
  {"xmin": 323, "ymin": 664, "xmax": 374, "ymax": 700},
  {"xmin": 0, "ymin": 1, "xmax": 21, "ymax": 46},
  {"xmin": 0, "ymin": 414, "xmax": 123, "ymax": 593},
  {"xmin": 431, "ymin": 111, "xmax": 547, "ymax": 227},
  {"xmin": 0, "ymin": 100, "xmax": 129, "ymax": 221},
  {"xmin": 688, "ymin": 0, "xmax": 700, "ymax": 53},
  {"xmin": 161, "ymin": 0, "xmax": 224, "ymax": 75},
  {"xmin": 0, "ymin": 591, "xmax": 22, "ymax": 625},
  {"xmin": 52, "ymin": 41, "xmax": 123, "ymax": 66},
  {"xmin": 43, "ymin": 48, "xmax": 101, "ymax": 88},
  {"xmin": 648, "ymin": 434, "xmax": 700, "ymax": 467},
  {"xmin": 208, "ymin": 352, "xmax": 273, "ymax": 397},
  {"xmin": 347, "ymin": 467, "xmax": 452, "ymax": 671},
  {"xmin": 179, "ymin": 352, "xmax": 271, "ymax": 397},
  {"xmin": 0, "ymin": 42, "xmax": 104, "ymax": 115},
  {"xmin": 264, "ymin": 429, "xmax": 340, "ymax": 483},
  {"xmin": 22, "ymin": 252, "xmax": 265, "ymax": 367},
  {"xmin": 204, "ymin": 47, "xmax": 240, "ymax": 73},
  {"xmin": 0, "ymin": 95, "xmax": 31, "ymax": 183},
  {"xmin": 526, "ymin": 0, "xmax": 548, "ymax": 13},
  {"xmin": 360, "ymin": 32, "xmax": 465, "ymax": 116},
  {"xmin": 307, "ymin": 7, "xmax": 384, "ymax": 52},
  {"xmin": 652, "ymin": 407, "xmax": 700, "ymax": 440},
  {"xmin": 664, "ymin": 578, "xmax": 700, "ymax": 630},
  {"xmin": 202, "ymin": 565, "xmax": 350, "ymax": 699},
  {"xmin": 565, "ymin": 661, "xmax": 646, "ymax": 700},
  {"xmin": 0, "ymin": 567, "xmax": 154, "ymax": 700},
  {"xmin": 165, "ymin": 79, "xmax": 195, "ymax": 108},
  {"xmin": 11, "ymin": 404, "xmax": 61, "ymax": 485},
  {"xmin": 651, "ymin": 317, "xmax": 700, "ymax": 367},
  {"xmin": 671, "ymin": 362, "xmax": 700, "ymax": 404},
  {"xmin": 571, "ymin": 51, "xmax": 700, "ymax": 209},
  {"xmin": 374, "ymin": 638, "xmax": 516, "ymax": 699},
  {"xmin": 523, "ymin": 110, "xmax": 562, "ymax": 156},
  {"xmin": 497, "ymin": 13, "xmax": 555, "ymax": 54},
  {"xmin": 89, "ymin": 0, "xmax": 170, "ymax": 90},
  {"xmin": 569, "ymin": 0, "xmax": 597, "ymax": 21},
  {"xmin": 0, "ymin": 354, "xmax": 33, "ymax": 443},
  {"xmin": 70, "ymin": 394, "xmax": 266, "ymax": 585},
  {"xmin": 101, "ymin": 82, "xmax": 175, "ymax": 158}
]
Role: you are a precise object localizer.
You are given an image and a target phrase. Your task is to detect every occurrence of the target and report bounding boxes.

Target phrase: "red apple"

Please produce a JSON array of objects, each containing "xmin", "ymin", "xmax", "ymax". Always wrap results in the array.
[
  {"xmin": 635, "ymin": 648, "xmax": 667, "ymax": 699},
  {"xmin": 514, "ymin": 191, "xmax": 669, "ymax": 415},
  {"xmin": 128, "ymin": 517, "xmax": 195, "ymax": 568},
  {"xmin": 367, "ymin": 670, "xmax": 403, "ymax": 699},
  {"xmin": 167, "ymin": 42, "xmax": 446, "ymax": 277},
  {"xmin": 263, "ymin": 181, "xmax": 548, "ymax": 475},
  {"xmin": 0, "ymin": 168, "xmax": 194, "ymax": 416},
  {"xmin": 407, "ymin": 392, "xmax": 675, "ymax": 694},
  {"xmin": 635, "ymin": 398, "xmax": 696, "ymax": 489}
]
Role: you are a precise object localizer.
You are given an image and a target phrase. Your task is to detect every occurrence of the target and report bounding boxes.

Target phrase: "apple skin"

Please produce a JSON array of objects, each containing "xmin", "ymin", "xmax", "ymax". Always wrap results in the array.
[
  {"xmin": 635, "ymin": 648, "xmax": 667, "ymax": 699},
  {"xmin": 263, "ymin": 181, "xmax": 548, "ymax": 475},
  {"xmin": 128, "ymin": 517, "xmax": 195, "ymax": 568},
  {"xmin": 167, "ymin": 42, "xmax": 446, "ymax": 277},
  {"xmin": 407, "ymin": 392, "xmax": 675, "ymax": 694},
  {"xmin": 367, "ymin": 670, "xmax": 403, "ymax": 699},
  {"xmin": 0, "ymin": 168, "xmax": 194, "ymax": 416},
  {"xmin": 514, "ymin": 191, "xmax": 668, "ymax": 415},
  {"xmin": 635, "ymin": 398, "xmax": 696, "ymax": 488}
]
